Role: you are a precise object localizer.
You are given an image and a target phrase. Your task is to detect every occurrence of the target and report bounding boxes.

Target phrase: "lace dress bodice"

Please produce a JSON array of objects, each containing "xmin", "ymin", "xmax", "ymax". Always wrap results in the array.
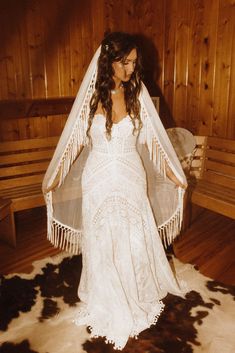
[
  {"xmin": 81, "ymin": 114, "xmax": 146, "ymax": 198},
  {"xmin": 90, "ymin": 114, "xmax": 137, "ymax": 154}
]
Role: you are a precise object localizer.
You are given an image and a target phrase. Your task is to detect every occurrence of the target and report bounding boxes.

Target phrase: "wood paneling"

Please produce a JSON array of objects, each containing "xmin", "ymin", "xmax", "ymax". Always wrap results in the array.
[
  {"xmin": 197, "ymin": 0, "xmax": 219, "ymax": 136},
  {"xmin": 212, "ymin": 0, "xmax": 234, "ymax": 137},
  {"xmin": 187, "ymin": 0, "xmax": 204, "ymax": 133},
  {"xmin": 163, "ymin": 0, "xmax": 234, "ymax": 138},
  {"xmin": 227, "ymin": 24, "xmax": 235, "ymax": 139},
  {"xmin": 0, "ymin": 0, "xmax": 234, "ymax": 140},
  {"xmin": 0, "ymin": 98, "xmax": 73, "ymax": 141},
  {"xmin": 172, "ymin": 0, "xmax": 190, "ymax": 128}
]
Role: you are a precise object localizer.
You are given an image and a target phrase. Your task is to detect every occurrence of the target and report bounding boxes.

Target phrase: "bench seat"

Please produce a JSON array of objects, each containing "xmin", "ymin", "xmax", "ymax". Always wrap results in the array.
[
  {"xmin": 190, "ymin": 136, "xmax": 235, "ymax": 220},
  {"xmin": 0, "ymin": 184, "xmax": 44, "ymax": 212},
  {"xmin": 0, "ymin": 136, "xmax": 59, "ymax": 246},
  {"xmin": 192, "ymin": 180, "xmax": 235, "ymax": 219}
]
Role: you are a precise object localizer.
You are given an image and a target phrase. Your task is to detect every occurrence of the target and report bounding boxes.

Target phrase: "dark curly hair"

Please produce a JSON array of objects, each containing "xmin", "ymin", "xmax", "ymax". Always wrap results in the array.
[{"xmin": 86, "ymin": 32, "xmax": 143, "ymax": 140}]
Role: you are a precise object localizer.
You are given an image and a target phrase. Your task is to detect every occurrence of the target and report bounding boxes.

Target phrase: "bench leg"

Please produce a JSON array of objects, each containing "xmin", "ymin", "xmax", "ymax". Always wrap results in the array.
[
  {"xmin": 181, "ymin": 186, "xmax": 204, "ymax": 230},
  {"xmin": 0, "ymin": 206, "xmax": 16, "ymax": 247},
  {"xmin": 180, "ymin": 189, "xmax": 191, "ymax": 231}
]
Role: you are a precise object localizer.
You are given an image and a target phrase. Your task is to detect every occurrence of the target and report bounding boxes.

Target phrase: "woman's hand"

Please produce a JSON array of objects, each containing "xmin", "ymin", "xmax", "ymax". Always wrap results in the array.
[
  {"xmin": 165, "ymin": 163, "xmax": 188, "ymax": 190},
  {"xmin": 44, "ymin": 174, "xmax": 60, "ymax": 193},
  {"xmin": 174, "ymin": 181, "xmax": 188, "ymax": 190}
]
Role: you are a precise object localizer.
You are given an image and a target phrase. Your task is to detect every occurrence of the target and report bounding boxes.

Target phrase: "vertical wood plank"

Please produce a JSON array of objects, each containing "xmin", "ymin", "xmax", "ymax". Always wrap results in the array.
[
  {"xmin": 173, "ymin": 0, "xmax": 190, "ymax": 128},
  {"xmin": 198, "ymin": 0, "xmax": 219, "ymax": 136},
  {"xmin": 56, "ymin": 0, "xmax": 72, "ymax": 97},
  {"xmin": 163, "ymin": 0, "xmax": 178, "ymax": 116},
  {"xmin": 4, "ymin": 45, "xmax": 17, "ymax": 99},
  {"xmin": 135, "ymin": 0, "xmax": 165, "ymax": 94},
  {"xmin": 227, "ymin": 15, "xmax": 235, "ymax": 138},
  {"xmin": 26, "ymin": 0, "xmax": 46, "ymax": 98},
  {"xmin": 0, "ymin": 119, "xmax": 20, "ymax": 142},
  {"xmin": 69, "ymin": 7, "xmax": 84, "ymax": 96},
  {"xmin": 0, "ymin": 3, "xmax": 8, "ymax": 99},
  {"xmin": 8, "ymin": 4, "xmax": 26, "ymax": 99},
  {"xmin": 41, "ymin": 0, "xmax": 60, "ymax": 97},
  {"xmin": 0, "ymin": 3, "xmax": 18, "ymax": 99},
  {"xmin": 17, "ymin": 118, "xmax": 31, "ymax": 140},
  {"xmin": 104, "ymin": 0, "xmax": 129, "ymax": 32},
  {"xmin": 91, "ymin": 0, "xmax": 105, "ymax": 52},
  {"xmin": 47, "ymin": 115, "xmax": 66, "ymax": 137},
  {"xmin": 212, "ymin": 0, "xmax": 234, "ymax": 137},
  {"xmin": 57, "ymin": 23, "xmax": 72, "ymax": 97},
  {"xmin": 187, "ymin": 0, "xmax": 204, "ymax": 134},
  {"xmin": 80, "ymin": 1, "xmax": 94, "ymax": 74},
  {"xmin": 18, "ymin": 3, "xmax": 32, "ymax": 99},
  {"xmin": 31, "ymin": 116, "xmax": 49, "ymax": 138}
]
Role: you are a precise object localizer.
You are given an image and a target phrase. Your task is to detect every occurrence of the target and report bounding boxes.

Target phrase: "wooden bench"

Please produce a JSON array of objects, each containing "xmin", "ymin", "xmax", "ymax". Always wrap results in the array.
[
  {"xmin": 191, "ymin": 136, "xmax": 235, "ymax": 219},
  {"xmin": 0, "ymin": 136, "xmax": 59, "ymax": 246}
]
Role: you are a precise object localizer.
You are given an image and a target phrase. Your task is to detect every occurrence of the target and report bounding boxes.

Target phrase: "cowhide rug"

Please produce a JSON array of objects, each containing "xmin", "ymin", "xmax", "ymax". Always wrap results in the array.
[{"xmin": 0, "ymin": 253, "xmax": 234, "ymax": 353}]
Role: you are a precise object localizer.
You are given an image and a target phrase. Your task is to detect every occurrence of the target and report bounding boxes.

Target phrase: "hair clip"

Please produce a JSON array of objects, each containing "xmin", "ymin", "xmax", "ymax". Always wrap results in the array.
[{"xmin": 105, "ymin": 44, "xmax": 109, "ymax": 51}]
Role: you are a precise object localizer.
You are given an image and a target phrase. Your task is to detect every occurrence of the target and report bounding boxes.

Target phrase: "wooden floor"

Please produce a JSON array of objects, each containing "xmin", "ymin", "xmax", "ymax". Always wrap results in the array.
[
  {"xmin": 174, "ymin": 208, "xmax": 235, "ymax": 285},
  {"xmin": 0, "ymin": 206, "xmax": 234, "ymax": 285},
  {"xmin": 0, "ymin": 207, "xmax": 60, "ymax": 275}
]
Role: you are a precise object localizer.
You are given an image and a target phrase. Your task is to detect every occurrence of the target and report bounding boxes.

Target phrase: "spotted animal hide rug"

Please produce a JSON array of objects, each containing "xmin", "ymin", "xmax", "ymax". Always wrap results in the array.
[{"xmin": 0, "ymin": 253, "xmax": 234, "ymax": 353}]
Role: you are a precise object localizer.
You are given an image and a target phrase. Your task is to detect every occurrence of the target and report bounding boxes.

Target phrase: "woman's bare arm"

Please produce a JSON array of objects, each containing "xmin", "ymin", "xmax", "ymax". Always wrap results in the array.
[
  {"xmin": 165, "ymin": 163, "xmax": 187, "ymax": 189},
  {"xmin": 144, "ymin": 141, "xmax": 187, "ymax": 189}
]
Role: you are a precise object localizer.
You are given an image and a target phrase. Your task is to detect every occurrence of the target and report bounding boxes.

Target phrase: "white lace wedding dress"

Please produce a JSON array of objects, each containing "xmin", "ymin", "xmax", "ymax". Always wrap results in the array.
[{"xmin": 73, "ymin": 114, "xmax": 185, "ymax": 349}]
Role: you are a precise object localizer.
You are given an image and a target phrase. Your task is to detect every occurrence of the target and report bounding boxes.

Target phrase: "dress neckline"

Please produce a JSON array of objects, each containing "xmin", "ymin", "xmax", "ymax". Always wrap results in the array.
[{"xmin": 94, "ymin": 113, "xmax": 129, "ymax": 125}]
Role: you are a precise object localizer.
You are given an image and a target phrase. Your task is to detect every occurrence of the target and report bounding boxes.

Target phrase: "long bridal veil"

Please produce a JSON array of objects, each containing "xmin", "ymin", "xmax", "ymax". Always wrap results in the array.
[{"xmin": 42, "ymin": 46, "xmax": 187, "ymax": 254}]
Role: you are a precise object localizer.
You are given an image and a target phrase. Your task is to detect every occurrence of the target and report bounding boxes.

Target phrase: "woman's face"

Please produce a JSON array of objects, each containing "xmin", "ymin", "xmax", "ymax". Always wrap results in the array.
[{"xmin": 112, "ymin": 48, "xmax": 137, "ymax": 83}]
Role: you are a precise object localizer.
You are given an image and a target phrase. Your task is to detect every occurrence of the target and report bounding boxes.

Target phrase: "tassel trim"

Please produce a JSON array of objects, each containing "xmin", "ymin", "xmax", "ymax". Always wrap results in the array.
[
  {"xmin": 46, "ymin": 190, "xmax": 184, "ymax": 254},
  {"xmin": 140, "ymin": 105, "xmax": 185, "ymax": 246},
  {"xmin": 158, "ymin": 187, "xmax": 184, "ymax": 247},
  {"xmin": 53, "ymin": 71, "xmax": 96, "ymax": 188},
  {"xmin": 140, "ymin": 106, "xmax": 170, "ymax": 178},
  {"xmin": 47, "ymin": 214, "xmax": 82, "ymax": 255}
]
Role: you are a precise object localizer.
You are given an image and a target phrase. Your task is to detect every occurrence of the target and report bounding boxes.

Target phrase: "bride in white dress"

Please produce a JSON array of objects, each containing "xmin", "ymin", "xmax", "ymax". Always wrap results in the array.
[{"xmin": 43, "ymin": 32, "xmax": 188, "ymax": 350}]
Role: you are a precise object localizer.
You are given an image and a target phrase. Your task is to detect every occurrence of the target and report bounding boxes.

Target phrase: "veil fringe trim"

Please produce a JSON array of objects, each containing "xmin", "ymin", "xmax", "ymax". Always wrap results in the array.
[
  {"xmin": 140, "ymin": 105, "xmax": 169, "ymax": 178},
  {"xmin": 158, "ymin": 188, "xmax": 184, "ymax": 247},
  {"xmin": 54, "ymin": 71, "xmax": 96, "ymax": 189},
  {"xmin": 46, "ymin": 192, "xmax": 82, "ymax": 254},
  {"xmin": 46, "ymin": 196, "xmax": 183, "ymax": 255},
  {"xmin": 48, "ymin": 217, "xmax": 82, "ymax": 254},
  {"xmin": 139, "ymin": 103, "xmax": 185, "ymax": 246}
]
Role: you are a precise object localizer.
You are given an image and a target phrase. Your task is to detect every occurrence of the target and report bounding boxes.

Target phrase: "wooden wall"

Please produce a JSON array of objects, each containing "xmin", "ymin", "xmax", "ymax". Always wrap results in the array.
[{"xmin": 0, "ymin": 0, "xmax": 234, "ymax": 141}]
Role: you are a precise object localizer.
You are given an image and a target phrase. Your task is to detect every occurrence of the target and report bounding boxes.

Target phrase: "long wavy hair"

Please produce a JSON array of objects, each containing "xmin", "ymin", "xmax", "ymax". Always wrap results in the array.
[{"xmin": 86, "ymin": 32, "xmax": 143, "ymax": 140}]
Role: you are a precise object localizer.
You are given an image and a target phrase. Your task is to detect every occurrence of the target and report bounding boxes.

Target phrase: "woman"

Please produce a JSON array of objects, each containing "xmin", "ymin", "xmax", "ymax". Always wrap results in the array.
[{"xmin": 43, "ymin": 32, "xmax": 187, "ymax": 350}]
